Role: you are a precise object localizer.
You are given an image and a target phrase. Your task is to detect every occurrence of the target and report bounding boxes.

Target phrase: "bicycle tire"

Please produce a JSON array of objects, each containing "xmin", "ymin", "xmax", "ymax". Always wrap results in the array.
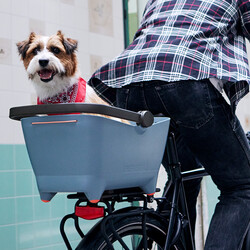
[{"xmin": 76, "ymin": 210, "xmax": 185, "ymax": 250}]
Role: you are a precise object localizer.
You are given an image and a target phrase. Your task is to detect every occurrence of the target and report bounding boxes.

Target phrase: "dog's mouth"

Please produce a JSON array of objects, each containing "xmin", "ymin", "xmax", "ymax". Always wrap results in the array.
[{"xmin": 38, "ymin": 69, "xmax": 57, "ymax": 82}]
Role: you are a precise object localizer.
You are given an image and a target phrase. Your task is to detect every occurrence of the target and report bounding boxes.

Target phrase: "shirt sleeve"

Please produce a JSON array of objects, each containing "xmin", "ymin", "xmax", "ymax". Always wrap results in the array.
[{"xmin": 238, "ymin": 0, "xmax": 250, "ymax": 40}]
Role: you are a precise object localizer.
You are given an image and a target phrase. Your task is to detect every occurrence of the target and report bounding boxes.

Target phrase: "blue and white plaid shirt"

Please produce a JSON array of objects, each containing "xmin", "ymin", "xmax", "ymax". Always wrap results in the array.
[{"xmin": 89, "ymin": 0, "xmax": 250, "ymax": 107}]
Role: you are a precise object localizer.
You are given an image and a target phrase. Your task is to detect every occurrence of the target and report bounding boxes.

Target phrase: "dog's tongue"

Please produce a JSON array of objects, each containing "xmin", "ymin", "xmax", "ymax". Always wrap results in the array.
[{"xmin": 38, "ymin": 69, "xmax": 53, "ymax": 79}]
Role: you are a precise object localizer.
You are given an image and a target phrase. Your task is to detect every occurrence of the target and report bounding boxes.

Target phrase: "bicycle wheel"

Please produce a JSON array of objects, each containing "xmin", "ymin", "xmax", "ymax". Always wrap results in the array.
[{"xmin": 76, "ymin": 211, "xmax": 185, "ymax": 250}]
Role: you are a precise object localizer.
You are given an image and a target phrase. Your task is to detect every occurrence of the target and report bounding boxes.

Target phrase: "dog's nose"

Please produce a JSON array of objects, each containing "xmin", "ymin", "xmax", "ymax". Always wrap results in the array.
[{"xmin": 39, "ymin": 59, "xmax": 49, "ymax": 67}]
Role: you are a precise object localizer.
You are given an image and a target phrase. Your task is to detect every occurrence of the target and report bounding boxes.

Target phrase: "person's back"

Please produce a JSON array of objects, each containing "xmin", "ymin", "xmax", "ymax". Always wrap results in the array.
[
  {"xmin": 91, "ymin": 0, "xmax": 249, "ymax": 109},
  {"xmin": 120, "ymin": 0, "xmax": 249, "ymax": 84},
  {"xmin": 89, "ymin": 0, "xmax": 250, "ymax": 249}
]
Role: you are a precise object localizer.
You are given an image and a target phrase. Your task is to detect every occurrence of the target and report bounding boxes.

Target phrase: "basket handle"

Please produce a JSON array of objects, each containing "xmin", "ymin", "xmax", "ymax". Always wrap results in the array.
[{"xmin": 9, "ymin": 103, "xmax": 154, "ymax": 128}]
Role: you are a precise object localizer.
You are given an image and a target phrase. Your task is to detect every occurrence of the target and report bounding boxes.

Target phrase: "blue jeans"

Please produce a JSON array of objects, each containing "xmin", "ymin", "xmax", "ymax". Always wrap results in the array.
[{"xmin": 116, "ymin": 79, "xmax": 250, "ymax": 249}]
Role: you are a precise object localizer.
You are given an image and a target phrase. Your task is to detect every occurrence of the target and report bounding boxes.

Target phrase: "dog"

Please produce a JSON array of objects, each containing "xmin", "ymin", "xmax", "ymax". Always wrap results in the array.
[{"xmin": 16, "ymin": 30, "xmax": 109, "ymax": 107}]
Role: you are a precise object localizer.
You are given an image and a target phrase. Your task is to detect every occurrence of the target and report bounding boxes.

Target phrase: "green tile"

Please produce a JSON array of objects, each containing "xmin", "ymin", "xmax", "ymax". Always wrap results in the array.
[
  {"xmin": 64, "ymin": 218, "xmax": 82, "ymax": 242},
  {"xmin": 50, "ymin": 244, "xmax": 67, "ymax": 250},
  {"xmin": 205, "ymin": 176, "xmax": 220, "ymax": 222},
  {"xmin": 14, "ymin": 145, "xmax": 32, "ymax": 170},
  {"xmin": 34, "ymin": 196, "xmax": 51, "ymax": 221},
  {"xmin": 17, "ymin": 223, "xmax": 34, "ymax": 249},
  {"xmin": 35, "ymin": 245, "xmax": 65, "ymax": 250},
  {"xmin": 0, "ymin": 198, "xmax": 15, "ymax": 225},
  {"xmin": 16, "ymin": 197, "xmax": 33, "ymax": 223},
  {"xmin": 0, "ymin": 225, "xmax": 16, "ymax": 250},
  {"xmin": 0, "ymin": 172, "xmax": 15, "ymax": 198},
  {"xmin": 50, "ymin": 219, "xmax": 64, "ymax": 245},
  {"xmin": 15, "ymin": 171, "xmax": 33, "ymax": 196},
  {"xmin": 66, "ymin": 198, "xmax": 76, "ymax": 214},
  {"xmin": 71, "ymin": 239, "xmax": 82, "ymax": 250},
  {"xmin": 33, "ymin": 221, "xmax": 52, "ymax": 247},
  {"xmin": 0, "ymin": 145, "xmax": 14, "ymax": 170},
  {"xmin": 32, "ymin": 173, "xmax": 40, "ymax": 195},
  {"xmin": 78, "ymin": 218, "xmax": 97, "ymax": 234},
  {"xmin": 50, "ymin": 194, "xmax": 66, "ymax": 219}
]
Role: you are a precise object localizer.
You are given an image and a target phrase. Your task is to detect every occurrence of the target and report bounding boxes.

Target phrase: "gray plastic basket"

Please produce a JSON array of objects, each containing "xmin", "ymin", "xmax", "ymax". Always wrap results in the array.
[{"xmin": 21, "ymin": 114, "xmax": 170, "ymax": 202}]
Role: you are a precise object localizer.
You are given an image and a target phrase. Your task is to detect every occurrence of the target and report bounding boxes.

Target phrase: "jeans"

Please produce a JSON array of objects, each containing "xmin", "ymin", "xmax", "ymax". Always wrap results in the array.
[{"xmin": 116, "ymin": 79, "xmax": 250, "ymax": 250}]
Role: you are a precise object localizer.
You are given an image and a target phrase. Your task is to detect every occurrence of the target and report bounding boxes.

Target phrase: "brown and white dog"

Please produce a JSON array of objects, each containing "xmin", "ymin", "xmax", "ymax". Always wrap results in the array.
[{"xmin": 16, "ymin": 30, "xmax": 108, "ymax": 106}]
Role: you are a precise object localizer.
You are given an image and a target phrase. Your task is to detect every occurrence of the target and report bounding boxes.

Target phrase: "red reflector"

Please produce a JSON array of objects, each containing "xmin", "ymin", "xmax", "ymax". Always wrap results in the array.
[
  {"xmin": 41, "ymin": 200, "xmax": 50, "ymax": 203},
  {"xmin": 75, "ymin": 205, "xmax": 105, "ymax": 220}
]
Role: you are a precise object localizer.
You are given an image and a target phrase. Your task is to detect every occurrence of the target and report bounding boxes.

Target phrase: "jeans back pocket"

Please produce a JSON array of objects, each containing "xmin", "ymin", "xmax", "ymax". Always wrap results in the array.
[{"xmin": 155, "ymin": 80, "xmax": 214, "ymax": 129}]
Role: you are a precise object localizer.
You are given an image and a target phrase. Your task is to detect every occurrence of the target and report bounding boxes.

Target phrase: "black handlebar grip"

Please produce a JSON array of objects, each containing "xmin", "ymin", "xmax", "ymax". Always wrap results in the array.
[{"xmin": 138, "ymin": 111, "xmax": 154, "ymax": 128}]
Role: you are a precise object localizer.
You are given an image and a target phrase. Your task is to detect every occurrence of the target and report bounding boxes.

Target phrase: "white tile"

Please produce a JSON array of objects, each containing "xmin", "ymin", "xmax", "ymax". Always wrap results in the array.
[
  {"xmin": 0, "ymin": 91, "xmax": 13, "ymax": 116},
  {"xmin": 113, "ymin": 17, "xmax": 124, "ymax": 40},
  {"xmin": 0, "ymin": 90, "xmax": 31, "ymax": 117},
  {"xmin": 60, "ymin": 27, "xmax": 80, "ymax": 41},
  {"xmin": 0, "ymin": 38, "xmax": 12, "ymax": 65},
  {"xmin": 88, "ymin": 0, "xmax": 114, "ymax": 37},
  {"xmin": 0, "ymin": 116, "xmax": 25, "ymax": 144},
  {"xmin": 89, "ymin": 33, "xmax": 115, "ymax": 57},
  {"xmin": 12, "ymin": 15, "xmax": 30, "ymax": 41},
  {"xmin": 112, "ymin": 0, "xmax": 123, "ymax": 19},
  {"xmin": 0, "ymin": 0, "xmax": 12, "ymax": 14},
  {"xmin": 114, "ymin": 38, "xmax": 125, "ymax": 55},
  {"xmin": 77, "ymin": 53, "xmax": 90, "ymax": 78},
  {"xmin": 59, "ymin": 3, "xmax": 76, "ymax": 28},
  {"xmin": 75, "ymin": 30, "xmax": 90, "ymax": 53},
  {"xmin": 12, "ymin": 40, "xmax": 23, "ymax": 66},
  {"xmin": 75, "ymin": 0, "xmax": 88, "ymax": 9},
  {"xmin": 28, "ymin": 0, "xmax": 45, "ymax": 21},
  {"xmin": 60, "ymin": 0, "xmax": 75, "ymax": 5},
  {"xmin": 12, "ymin": 121, "xmax": 26, "ymax": 144},
  {"xmin": 12, "ymin": 0, "xmax": 28, "ymax": 17},
  {"xmin": 11, "ymin": 66, "xmax": 32, "ymax": 93},
  {"xmin": 1, "ymin": 116, "xmax": 11, "ymax": 142},
  {"xmin": 74, "ymin": 8, "xmax": 89, "ymax": 31},
  {"xmin": 0, "ymin": 65, "xmax": 12, "ymax": 90},
  {"xmin": 45, "ymin": 23, "xmax": 61, "ymax": 36},
  {"xmin": 90, "ymin": 54, "xmax": 103, "ymax": 75},
  {"xmin": 44, "ymin": 0, "xmax": 60, "ymax": 24},
  {"xmin": 0, "ymin": 13, "xmax": 11, "ymax": 39},
  {"xmin": 29, "ymin": 19, "xmax": 45, "ymax": 35}
]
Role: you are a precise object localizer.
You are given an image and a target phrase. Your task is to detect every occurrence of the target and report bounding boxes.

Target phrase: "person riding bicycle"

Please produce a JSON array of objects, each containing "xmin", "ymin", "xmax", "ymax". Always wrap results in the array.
[{"xmin": 88, "ymin": 0, "xmax": 250, "ymax": 249}]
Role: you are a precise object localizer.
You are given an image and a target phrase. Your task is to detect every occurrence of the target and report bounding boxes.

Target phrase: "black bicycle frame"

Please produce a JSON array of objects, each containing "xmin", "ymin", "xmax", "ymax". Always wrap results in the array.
[{"xmin": 163, "ymin": 132, "xmax": 196, "ymax": 250}]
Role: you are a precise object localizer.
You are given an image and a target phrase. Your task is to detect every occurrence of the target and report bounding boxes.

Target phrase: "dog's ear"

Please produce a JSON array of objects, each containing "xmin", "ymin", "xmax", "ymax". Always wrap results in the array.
[
  {"xmin": 63, "ymin": 38, "xmax": 78, "ymax": 54},
  {"xmin": 16, "ymin": 39, "xmax": 30, "ymax": 60},
  {"xmin": 16, "ymin": 32, "xmax": 36, "ymax": 59},
  {"xmin": 57, "ymin": 30, "xmax": 78, "ymax": 54}
]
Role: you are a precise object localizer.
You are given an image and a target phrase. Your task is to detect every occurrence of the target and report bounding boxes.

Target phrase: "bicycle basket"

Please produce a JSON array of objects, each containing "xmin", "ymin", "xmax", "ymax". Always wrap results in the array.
[{"xmin": 10, "ymin": 104, "xmax": 170, "ymax": 202}]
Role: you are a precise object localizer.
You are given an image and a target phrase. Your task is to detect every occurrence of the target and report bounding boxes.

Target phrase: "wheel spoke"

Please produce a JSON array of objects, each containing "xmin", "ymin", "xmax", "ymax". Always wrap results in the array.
[{"xmin": 77, "ymin": 215, "xmax": 170, "ymax": 249}]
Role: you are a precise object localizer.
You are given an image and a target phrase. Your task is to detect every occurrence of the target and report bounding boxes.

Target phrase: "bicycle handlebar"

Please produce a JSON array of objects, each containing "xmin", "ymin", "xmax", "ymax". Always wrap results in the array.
[{"xmin": 9, "ymin": 103, "xmax": 154, "ymax": 128}]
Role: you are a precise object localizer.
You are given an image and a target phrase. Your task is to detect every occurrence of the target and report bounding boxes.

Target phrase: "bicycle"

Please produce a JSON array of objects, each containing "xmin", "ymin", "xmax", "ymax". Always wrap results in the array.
[
  {"xmin": 9, "ymin": 103, "xmax": 250, "ymax": 250},
  {"xmin": 69, "ymin": 135, "xmax": 207, "ymax": 250}
]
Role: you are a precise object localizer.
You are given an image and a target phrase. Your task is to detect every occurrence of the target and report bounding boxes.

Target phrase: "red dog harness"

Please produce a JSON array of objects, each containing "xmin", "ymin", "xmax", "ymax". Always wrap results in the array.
[{"xmin": 37, "ymin": 77, "xmax": 86, "ymax": 104}]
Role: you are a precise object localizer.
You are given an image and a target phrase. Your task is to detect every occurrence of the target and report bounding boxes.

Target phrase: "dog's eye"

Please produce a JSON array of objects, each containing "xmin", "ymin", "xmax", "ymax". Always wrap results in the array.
[
  {"xmin": 51, "ymin": 47, "xmax": 60, "ymax": 54},
  {"xmin": 32, "ymin": 47, "xmax": 39, "ymax": 55}
]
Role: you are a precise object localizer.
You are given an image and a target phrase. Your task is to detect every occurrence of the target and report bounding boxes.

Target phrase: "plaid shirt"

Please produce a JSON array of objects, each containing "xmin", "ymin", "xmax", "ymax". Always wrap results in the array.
[{"xmin": 89, "ymin": 0, "xmax": 250, "ymax": 107}]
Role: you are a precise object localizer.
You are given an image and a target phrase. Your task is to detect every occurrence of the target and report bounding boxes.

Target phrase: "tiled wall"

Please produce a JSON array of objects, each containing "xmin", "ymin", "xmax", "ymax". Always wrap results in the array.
[
  {"xmin": 1, "ymin": 0, "xmax": 250, "ymax": 249},
  {"xmin": 0, "ymin": 144, "xmax": 98, "ymax": 249},
  {"xmin": 0, "ymin": 0, "xmax": 124, "ymax": 249}
]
